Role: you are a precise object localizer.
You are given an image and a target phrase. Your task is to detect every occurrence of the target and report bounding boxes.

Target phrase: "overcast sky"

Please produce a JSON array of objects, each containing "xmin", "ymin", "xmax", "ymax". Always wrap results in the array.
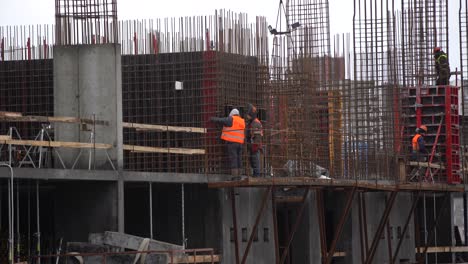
[{"xmin": 0, "ymin": 0, "xmax": 461, "ymax": 69}]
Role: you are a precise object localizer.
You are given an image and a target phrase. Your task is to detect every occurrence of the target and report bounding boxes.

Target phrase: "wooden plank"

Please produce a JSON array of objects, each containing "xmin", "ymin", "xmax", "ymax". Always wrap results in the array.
[
  {"xmin": 408, "ymin": 162, "xmax": 444, "ymax": 169},
  {"xmin": 172, "ymin": 255, "xmax": 220, "ymax": 263},
  {"xmin": 415, "ymin": 246, "xmax": 468, "ymax": 253},
  {"xmin": 0, "ymin": 139, "xmax": 112, "ymax": 149},
  {"xmin": 123, "ymin": 145, "xmax": 205, "ymax": 155},
  {"xmin": 276, "ymin": 196, "xmax": 304, "ymax": 203},
  {"xmin": 48, "ymin": 116, "xmax": 109, "ymax": 126},
  {"xmin": 207, "ymin": 177, "xmax": 464, "ymax": 192},
  {"xmin": 0, "ymin": 115, "xmax": 109, "ymax": 126},
  {"xmin": 399, "ymin": 159, "xmax": 406, "ymax": 182},
  {"xmin": 0, "ymin": 111, "xmax": 22, "ymax": 117},
  {"xmin": 123, "ymin": 122, "xmax": 206, "ymax": 134},
  {"xmin": 0, "ymin": 135, "xmax": 11, "ymax": 140},
  {"xmin": 333, "ymin": 251, "xmax": 346, "ymax": 257}
]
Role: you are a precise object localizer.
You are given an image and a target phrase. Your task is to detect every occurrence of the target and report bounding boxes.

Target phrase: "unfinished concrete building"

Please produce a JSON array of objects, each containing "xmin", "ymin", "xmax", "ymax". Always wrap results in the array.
[{"xmin": 0, "ymin": 0, "xmax": 468, "ymax": 263}]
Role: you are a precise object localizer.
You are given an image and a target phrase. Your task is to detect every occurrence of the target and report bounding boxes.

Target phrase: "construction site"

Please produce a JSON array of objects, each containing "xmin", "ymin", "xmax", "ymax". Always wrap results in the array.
[{"xmin": 0, "ymin": 0, "xmax": 468, "ymax": 263}]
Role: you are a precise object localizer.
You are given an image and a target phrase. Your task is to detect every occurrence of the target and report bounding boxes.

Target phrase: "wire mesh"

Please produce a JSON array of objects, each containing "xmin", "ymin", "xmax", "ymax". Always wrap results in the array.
[
  {"xmin": 122, "ymin": 51, "xmax": 262, "ymax": 173},
  {"xmin": 55, "ymin": 0, "xmax": 118, "ymax": 45},
  {"xmin": 401, "ymin": 0, "xmax": 449, "ymax": 86},
  {"xmin": 0, "ymin": 1, "xmax": 465, "ymax": 183}
]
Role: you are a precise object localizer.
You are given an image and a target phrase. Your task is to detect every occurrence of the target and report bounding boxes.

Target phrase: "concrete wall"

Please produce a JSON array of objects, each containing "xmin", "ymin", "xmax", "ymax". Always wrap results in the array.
[
  {"xmin": 54, "ymin": 181, "xmax": 118, "ymax": 243},
  {"xmin": 352, "ymin": 192, "xmax": 415, "ymax": 264},
  {"xmin": 290, "ymin": 191, "xmax": 321, "ymax": 263},
  {"xmin": 54, "ymin": 44, "xmax": 123, "ymax": 169},
  {"xmin": 220, "ymin": 188, "xmax": 275, "ymax": 264}
]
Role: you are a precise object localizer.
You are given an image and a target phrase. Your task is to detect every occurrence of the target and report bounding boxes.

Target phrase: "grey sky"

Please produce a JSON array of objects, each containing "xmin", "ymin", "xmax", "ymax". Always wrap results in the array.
[{"xmin": 0, "ymin": 0, "xmax": 461, "ymax": 69}]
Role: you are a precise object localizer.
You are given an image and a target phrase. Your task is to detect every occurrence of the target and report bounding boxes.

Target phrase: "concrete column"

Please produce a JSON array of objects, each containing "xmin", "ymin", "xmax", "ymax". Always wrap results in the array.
[
  {"xmin": 352, "ymin": 192, "xmax": 416, "ymax": 264},
  {"xmin": 220, "ymin": 188, "xmax": 275, "ymax": 264},
  {"xmin": 293, "ymin": 190, "xmax": 321, "ymax": 263},
  {"xmin": 53, "ymin": 44, "xmax": 123, "ymax": 170}
]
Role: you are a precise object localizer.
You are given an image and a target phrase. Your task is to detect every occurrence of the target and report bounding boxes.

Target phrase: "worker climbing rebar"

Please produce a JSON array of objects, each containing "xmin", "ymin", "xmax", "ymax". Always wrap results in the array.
[{"xmin": 433, "ymin": 47, "xmax": 451, "ymax": 85}]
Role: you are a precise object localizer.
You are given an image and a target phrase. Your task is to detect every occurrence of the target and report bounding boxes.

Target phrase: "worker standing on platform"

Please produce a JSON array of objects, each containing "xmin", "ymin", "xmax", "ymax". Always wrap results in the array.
[
  {"xmin": 411, "ymin": 125, "xmax": 428, "ymax": 161},
  {"xmin": 211, "ymin": 108, "xmax": 245, "ymax": 177},
  {"xmin": 409, "ymin": 125, "xmax": 429, "ymax": 180},
  {"xmin": 245, "ymin": 104, "xmax": 263, "ymax": 177},
  {"xmin": 433, "ymin": 47, "xmax": 451, "ymax": 85}
]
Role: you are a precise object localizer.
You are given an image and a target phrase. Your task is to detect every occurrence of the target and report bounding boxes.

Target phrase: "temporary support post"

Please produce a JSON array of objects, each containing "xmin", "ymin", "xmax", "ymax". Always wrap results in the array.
[
  {"xmin": 36, "ymin": 180, "xmax": 40, "ymax": 264},
  {"xmin": 386, "ymin": 196, "xmax": 394, "ymax": 264},
  {"xmin": 272, "ymin": 187, "xmax": 280, "ymax": 264},
  {"xmin": 1, "ymin": 163, "xmax": 14, "ymax": 264},
  {"xmin": 391, "ymin": 191, "xmax": 421, "ymax": 264},
  {"xmin": 316, "ymin": 189, "xmax": 328, "ymax": 262},
  {"xmin": 364, "ymin": 191, "xmax": 398, "ymax": 264},
  {"xmin": 241, "ymin": 186, "xmax": 272, "ymax": 264},
  {"xmin": 362, "ymin": 193, "xmax": 369, "ymax": 254},
  {"xmin": 279, "ymin": 187, "xmax": 310, "ymax": 264},
  {"xmin": 417, "ymin": 192, "xmax": 450, "ymax": 263},
  {"xmin": 149, "ymin": 182, "xmax": 153, "ymax": 239},
  {"xmin": 181, "ymin": 183, "xmax": 185, "ymax": 248},
  {"xmin": 358, "ymin": 192, "xmax": 368, "ymax": 263},
  {"xmin": 230, "ymin": 188, "xmax": 240, "ymax": 264},
  {"xmin": 324, "ymin": 187, "xmax": 357, "ymax": 264}
]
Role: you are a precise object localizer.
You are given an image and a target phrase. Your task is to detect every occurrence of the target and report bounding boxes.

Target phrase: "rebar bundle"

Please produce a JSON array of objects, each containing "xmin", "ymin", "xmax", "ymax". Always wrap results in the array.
[{"xmin": 55, "ymin": 0, "xmax": 118, "ymax": 45}]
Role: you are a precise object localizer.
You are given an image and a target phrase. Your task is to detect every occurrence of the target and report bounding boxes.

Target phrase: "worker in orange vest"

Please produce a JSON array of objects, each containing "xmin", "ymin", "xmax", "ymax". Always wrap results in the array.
[
  {"xmin": 411, "ymin": 125, "xmax": 428, "ymax": 161},
  {"xmin": 245, "ymin": 104, "xmax": 263, "ymax": 177},
  {"xmin": 211, "ymin": 108, "xmax": 246, "ymax": 177},
  {"xmin": 409, "ymin": 125, "xmax": 428, "ymax": 181}
]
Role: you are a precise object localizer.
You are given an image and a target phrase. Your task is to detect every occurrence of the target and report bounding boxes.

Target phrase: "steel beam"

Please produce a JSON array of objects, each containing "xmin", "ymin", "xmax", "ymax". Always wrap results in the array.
[
  {"xmin": 364, "ymin": 191, "xmax": 398, "ymax": 264},
  {"xmin": 358, "ymin": 192, "xmax": 366, "ymax": 264},
  {"xmin": 316, "ymin": 189, "xmax": 327, "ymax": 263},
  {"xmin": 241, "ymin": 186, "xmax": 272, "ymax": 264},
  {"xmin": 386, "ymin": 196, "xmax": 394, "ymax": 264},
  {"xmin": 272, "ymin": 187, "xmax": 280, "ymax": 264},
  {"xmin": 324, "ymin": 187, "xmax": 357, "ymax": 264},
  {"xmin": 362, "ymin": 192, "xmax": 370, "ymax": 254},
  {"xmin": 279, "ymin": 187, "xmax": 310, "ymax": 264}
]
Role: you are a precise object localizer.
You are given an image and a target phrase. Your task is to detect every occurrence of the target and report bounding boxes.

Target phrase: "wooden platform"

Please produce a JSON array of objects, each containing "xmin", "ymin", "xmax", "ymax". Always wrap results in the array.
[
  {"xmin": 408, "ymin": 161, "xmax": 445, "ymax": 169},
  {"xmin": 172, "ymin": 255, "xmax": 220, "ymax": 263},
  {"xmin": 0, "ymin": 139, "xmax": 112, "ymax": 149},
  {"xmin": 123, "ymin": 122, "xmax": 206, "ymax": 133},
  {"xmin": 123, "ymin": 145, "xmax": 205, "ymax": 155},
  {"xmin": 208, "ymin": 177, "xmax": 464, "ymax": 192},
  {"xmin": 0, "ymin": 115, "xmax": 109, "ymax": 126}
]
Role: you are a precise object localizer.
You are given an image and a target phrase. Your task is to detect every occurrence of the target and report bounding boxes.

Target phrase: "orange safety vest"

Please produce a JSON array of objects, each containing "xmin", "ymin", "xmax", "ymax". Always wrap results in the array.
[
  {"xmin": 221, "ymin": 115, "xmax": 245, "ymax": 144},
  {"xmin": 412, "ymin": 134, "xmax": 422, "ymax": 151}
]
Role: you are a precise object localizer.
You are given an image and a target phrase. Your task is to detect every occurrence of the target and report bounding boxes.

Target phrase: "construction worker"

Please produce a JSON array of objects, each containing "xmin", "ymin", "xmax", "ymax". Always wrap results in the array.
[
  {"xmin": 433, "ymin": 47, "xmax": 451, "ymax": 85},
  {"xmin": 245, "ymin": 104, "xmax": 263, "ymax": 177},
  {"xmin": 409, "ymin": 125, "xmax": 428, "ymax": 181},
  {"xmin": 211, "ymin": 108, "xmax": 245, "ymax": 177},
  {"xmin": 411, "ymin": 125, "xmax": 428, "ymax": 161}
]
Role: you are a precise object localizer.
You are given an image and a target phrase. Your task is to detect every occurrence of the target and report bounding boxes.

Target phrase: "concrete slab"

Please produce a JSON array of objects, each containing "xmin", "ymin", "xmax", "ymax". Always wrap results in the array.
[
  {"xmin": 0, "ymin": 167, "xmax": 228, "ymax": 183},
  {"xmin": 0, "ymin": 167, "xmax": 118, "ymax": 181}
]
